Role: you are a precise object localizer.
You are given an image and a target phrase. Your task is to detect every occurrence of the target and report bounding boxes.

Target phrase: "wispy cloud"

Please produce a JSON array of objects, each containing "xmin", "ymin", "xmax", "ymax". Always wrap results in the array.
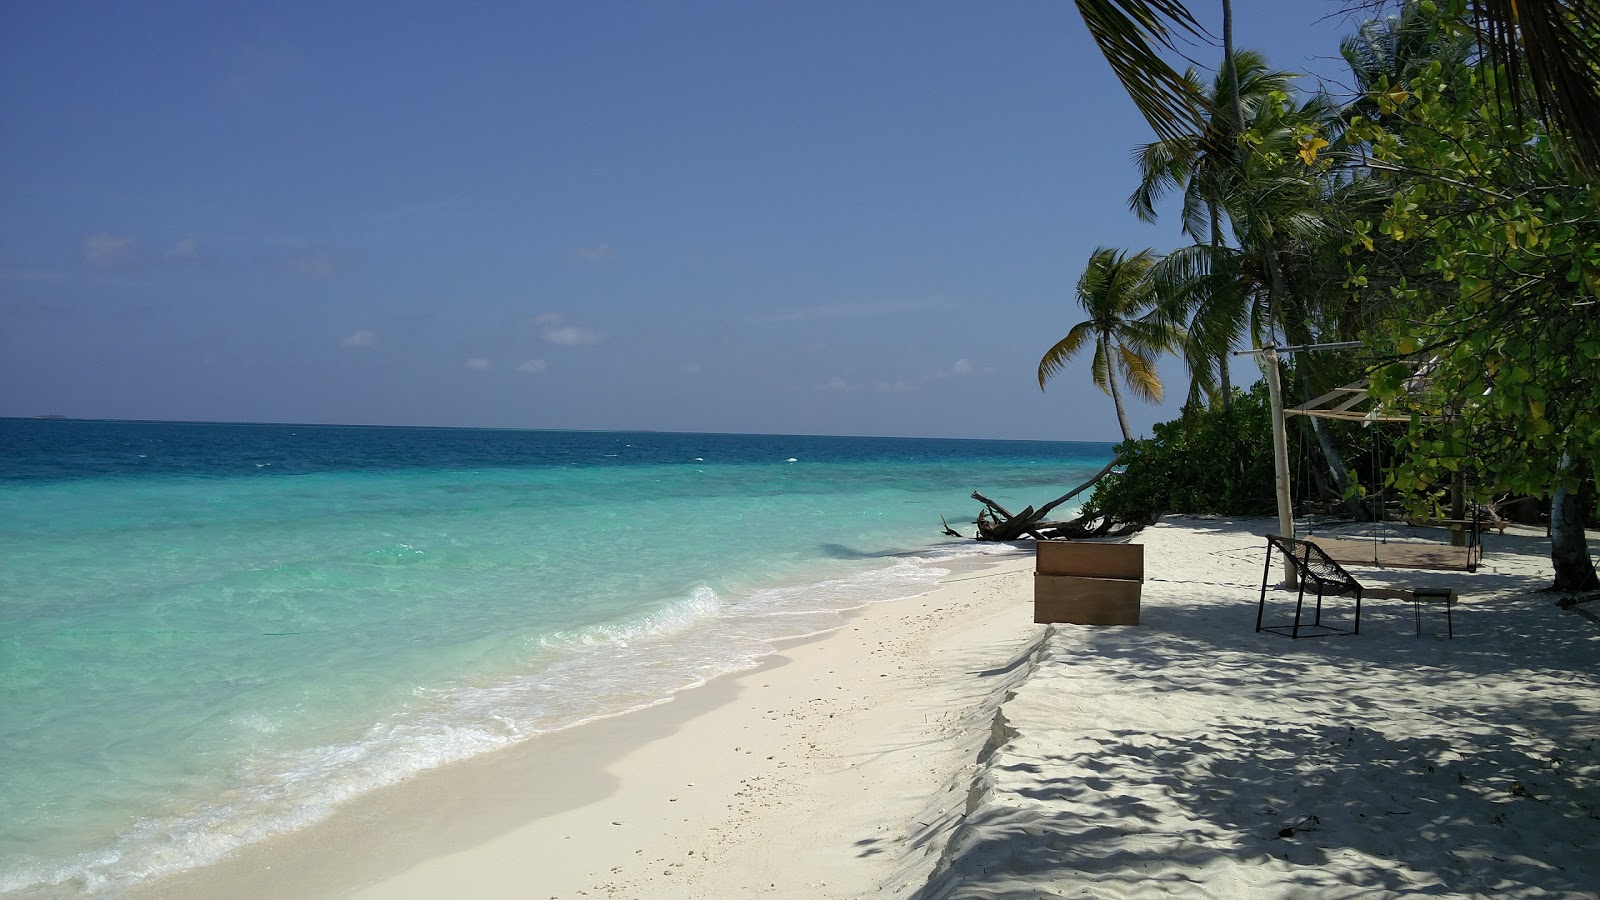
[
  {"xmin": 517, "ymin": 359, "xmax": 549, "ymax": 373},
  {"xmin": 285, "ymin": 249, "xmax": 341, "ymax": 279},
  {"xmin": 816, "ymin": 376, "xmax": 851, "ymax": 393},
  {"xmin": 341, "ymin": 329, "xmax": 376, "ymax": 348},
  {"xmin": 532, "ymin": 312, "xmax": 607, "ymax": 346},
  {"xmin": 165, "ymin": 238, "xmax": 202, "ymax": 261},
  {"xmin": 681, "ymin": 361, "xmax": 703, "ymax": 374},
  {"xmin": 544, "ymin": 324, "xmax": 606, "ymax": 345},
  {"xmin": 573, "ymin": 243, "xmax": 615, "ymax": 264},
  {"xmin": 364, "ymin": 195, "xmax": 474, "ymax": 225},
  {"xmin": 466, "ymin": 357, "xmax": 492, "ymax": 372},
  {"xmin": 931, "ymin": 358, "xmax": 988, "ymax": 380},
  {"xmin": 81, "ymin": 234, "xmax": 137, "ymax": 269},
  {"xmin": 878, "ymin": 379, "xmax": 917, "ymax": 393},
  {"xmin": 0, "ymin": 270, "xmax": 67, "ymax": 285},
  {"xmin": 762, "ymin": 300, "xmax": 951, "ymax": 324}
]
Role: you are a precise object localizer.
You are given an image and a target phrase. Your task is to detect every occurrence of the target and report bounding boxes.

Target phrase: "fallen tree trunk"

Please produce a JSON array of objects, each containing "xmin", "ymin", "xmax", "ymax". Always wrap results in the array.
[{"xmin": 968, "ymin": 454, "xmax": 1132, "ymax": 541}]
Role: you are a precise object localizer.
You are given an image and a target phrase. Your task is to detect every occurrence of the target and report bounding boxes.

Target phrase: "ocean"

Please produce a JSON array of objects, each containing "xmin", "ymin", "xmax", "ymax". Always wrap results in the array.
[{"xmin": 0, "ymin": 419, "xmax": 1113, "ymax": 894}]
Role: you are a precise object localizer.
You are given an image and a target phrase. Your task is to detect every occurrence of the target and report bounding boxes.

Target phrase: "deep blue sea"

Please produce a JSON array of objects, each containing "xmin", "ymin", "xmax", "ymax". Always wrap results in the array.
[{"xmin": 0, "ymin": 419, "xmax": 1113, "ymax": 894}]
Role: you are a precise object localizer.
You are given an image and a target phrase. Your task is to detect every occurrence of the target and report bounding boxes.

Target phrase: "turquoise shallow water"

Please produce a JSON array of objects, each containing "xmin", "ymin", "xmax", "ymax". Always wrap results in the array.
[{"xmin": 0, "ymin": 420, "xmax": 1113, "ymax": 894}]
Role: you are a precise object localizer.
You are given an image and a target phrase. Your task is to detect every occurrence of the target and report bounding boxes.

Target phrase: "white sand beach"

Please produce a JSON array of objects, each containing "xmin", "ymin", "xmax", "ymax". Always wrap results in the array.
[{"xmin": 143, "ymin": 517, "xmax": 1598, "ymax": 899}]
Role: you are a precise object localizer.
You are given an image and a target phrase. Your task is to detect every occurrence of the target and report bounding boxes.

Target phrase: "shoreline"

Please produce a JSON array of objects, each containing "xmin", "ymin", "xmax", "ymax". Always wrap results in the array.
[
  {"xmin": 139, "ymin": 547, "xmax": 1047, "ymax": 898},
  {"xmin": 117, "ymin": 516, "xmax": 1600, "ymax": 897}
]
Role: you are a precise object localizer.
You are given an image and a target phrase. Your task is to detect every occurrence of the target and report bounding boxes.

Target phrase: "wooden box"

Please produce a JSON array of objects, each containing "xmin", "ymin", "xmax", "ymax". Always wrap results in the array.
[
  {"xmin": 1036, "ymin": 541, "xmax": 1144, "ymax": 579},
  {"xmin": 1034, "ymin": 543, "xmax": 1143, "ymax": 625}
]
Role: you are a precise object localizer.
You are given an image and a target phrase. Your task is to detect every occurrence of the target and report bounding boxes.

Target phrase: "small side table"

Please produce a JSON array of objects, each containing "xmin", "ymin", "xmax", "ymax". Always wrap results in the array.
[{"xmin": 1412, "ymin": 587, "xmax": 1456, "ymax": 638}]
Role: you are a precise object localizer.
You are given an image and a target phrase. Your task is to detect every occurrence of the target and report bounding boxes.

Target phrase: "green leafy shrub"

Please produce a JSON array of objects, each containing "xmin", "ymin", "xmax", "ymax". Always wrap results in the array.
[{"xmin": 1083, "ymin": 383, "xmax": 1293, "ymax": 521}]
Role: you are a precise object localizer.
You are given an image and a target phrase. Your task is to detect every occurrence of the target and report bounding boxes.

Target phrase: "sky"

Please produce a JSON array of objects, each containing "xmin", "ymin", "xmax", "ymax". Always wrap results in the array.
[{"xmin": 0, "ymin": 1, "xmax": 1367, "ymax": 441}]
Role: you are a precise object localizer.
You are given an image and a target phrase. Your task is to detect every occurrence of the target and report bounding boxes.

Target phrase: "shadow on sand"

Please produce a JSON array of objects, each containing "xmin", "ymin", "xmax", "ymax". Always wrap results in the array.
[{"xmin": 911, "ymin": 518, "xmax": 1599, "ymax": 899}]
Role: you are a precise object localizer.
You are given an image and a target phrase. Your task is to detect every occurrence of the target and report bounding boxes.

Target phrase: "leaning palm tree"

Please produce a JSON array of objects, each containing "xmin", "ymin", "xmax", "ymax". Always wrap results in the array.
[{"xmin": 1039, "ymin": 247, "xmax": 1175, "ymax": 442}]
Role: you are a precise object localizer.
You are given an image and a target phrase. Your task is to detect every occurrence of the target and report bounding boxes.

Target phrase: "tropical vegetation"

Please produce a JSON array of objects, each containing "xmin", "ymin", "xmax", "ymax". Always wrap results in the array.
[
  {"xmin": 1045, "ymin": 0, "xmax": 1600, "ymax": 591},
  {"xmin": 1037, "ymin": 247, "xmax": 1175, "ymax": 442}
]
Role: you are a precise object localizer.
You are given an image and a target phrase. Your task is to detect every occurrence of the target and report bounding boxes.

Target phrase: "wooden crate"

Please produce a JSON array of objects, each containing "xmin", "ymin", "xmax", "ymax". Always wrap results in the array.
[
  {"xmin": 1034, "ymin": 542, "xmax": 1143, "ymax": 625},
  {"xmin": 1036, "ymin": 541, "xmax": 1144, "ymax": 580},
  {"xmin": 1034, "ymin": 575, "xmax": 1141, "ymax": 624}
]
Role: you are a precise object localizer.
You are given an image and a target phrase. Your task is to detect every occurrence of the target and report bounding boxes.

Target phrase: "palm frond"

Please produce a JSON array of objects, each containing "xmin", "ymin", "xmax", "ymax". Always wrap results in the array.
[
  {"xmin": 1128, "ymin": 135, "xmax": 1195, "ymax": 222},
  {"xmin": 1114, "ymin": 342, "xmax": 1165, "ymax": 403},
  {"xmin": 1074, "ymin": 0, "xmax": 1213, "ymax": 144},
  {"xmin": 1471, "ymin": 0, "xmax": 1600, "ymax": 176},
  {"xmin": 1037, "ymin": 320, "xmax": 1098, "ymax": 389},
  {"xmin": 1125, "ymin": 309, "xmax": 1184, "ymax": 354},
  {"xmin": 1090, "ymin": 337, "xmax": 1113, "ymax": 396}
]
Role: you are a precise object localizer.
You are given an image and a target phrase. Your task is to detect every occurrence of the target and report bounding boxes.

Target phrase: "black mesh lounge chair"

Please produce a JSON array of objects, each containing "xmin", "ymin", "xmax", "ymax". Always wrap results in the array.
[{"xmin": 1257, "ymin": 535, "xmax": 1363, "ymax": 638}]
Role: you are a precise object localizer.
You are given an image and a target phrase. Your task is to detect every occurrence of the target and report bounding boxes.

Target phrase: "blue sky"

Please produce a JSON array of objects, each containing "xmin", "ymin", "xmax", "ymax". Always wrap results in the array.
[{"xmin": 1, "ymin": 1, "xmax": 1361, "ymax": 441}]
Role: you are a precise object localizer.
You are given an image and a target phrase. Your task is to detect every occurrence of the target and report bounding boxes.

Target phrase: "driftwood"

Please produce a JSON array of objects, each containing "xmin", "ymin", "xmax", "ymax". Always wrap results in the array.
[{"xmin": 968, "ymin": 453, "xmax": 1142, "ymax": 542}]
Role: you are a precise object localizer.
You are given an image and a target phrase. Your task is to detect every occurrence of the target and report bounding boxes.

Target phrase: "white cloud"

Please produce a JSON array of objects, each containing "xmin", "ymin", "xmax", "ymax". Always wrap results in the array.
[
  {"xmin": 878, "ymin": 379, "xmax": 917, "ymax": 393},
  {"xmin": 932, "ymin": 358, "xmax": 987, "ymax": 380},
  {"xmin": 574, "ymin": 243, "xmax": 614, "ymax": 263},
  {"xmin": 543, "ymin": 325, "xmax": 606, "ymax": 346},
  {"xmin": 466, "ymin": 357, "xmax": 492, "ymax": 371},
  {"xmin": 286, "ymin": 250, "xmax": 339, "ymax": 278},
  {"xmin": 531, "ymin": 312, "xmax": 607, "ymax": 345},
  {"xmin": 517, "ymin": 359, "xmax": 549, "ymax": 373},
  {"xmin": 81, "ymin": 233, "xmax": 137, "ymax": 269},
  {"xmin": 816, "ymin": 376, "xmax": 850, "ymax": 393},
  {"xmin": 764, "ymin": 300, "xmax": 950, "ymax": 323},
  {"xmin": 537, "ymin": 313, "xmax": 611, "ymax": 344},
  {"xmin": 166, "ymin": 238, "xmax": 201, "ymax": 261},
  {"xmin": 341, "ymin": 329, "xmax": 376, "ymax": 348}
]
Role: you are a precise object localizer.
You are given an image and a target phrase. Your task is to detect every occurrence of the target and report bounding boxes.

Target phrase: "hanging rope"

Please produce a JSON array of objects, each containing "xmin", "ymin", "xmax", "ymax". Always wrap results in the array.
[{"xmin": 1370, "ymin": 418, "xmax": 1383, "ymax": 555}]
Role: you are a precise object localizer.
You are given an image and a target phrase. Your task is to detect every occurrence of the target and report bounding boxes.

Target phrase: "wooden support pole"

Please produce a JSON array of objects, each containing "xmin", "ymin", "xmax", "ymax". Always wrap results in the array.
[{"xmin": 1263, "ymin": 346, "xmax": 1297, "ymax": 585}]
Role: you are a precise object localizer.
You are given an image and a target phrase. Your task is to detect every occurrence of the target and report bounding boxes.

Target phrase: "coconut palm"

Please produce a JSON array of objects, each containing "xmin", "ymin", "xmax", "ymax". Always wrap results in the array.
[
  {"xmin": 1039, "ymin": 247, "xmax": 1176, "ymax": 442},
  {"xmin": 1073, "ymin": 0, "xmax": 1600, "ymax": 176},
  {"xmin": 1129, "ymin": 50, "xmax": 1299, "ymax": 407}
]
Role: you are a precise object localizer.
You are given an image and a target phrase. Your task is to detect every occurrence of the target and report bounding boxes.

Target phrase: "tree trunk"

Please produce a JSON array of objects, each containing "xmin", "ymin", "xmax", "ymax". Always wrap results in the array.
[
  {"xmin": 1222, "ymin": 0, "xmax": 1245, "ymax": 134},
  {"xmin": 1551, "ymin": 452, "xmax": 1599, "ymax": 592},
  {"xmin": 969, "ymin": 454, "xmax": 1126, "ymax": 542},
  {"xmin": 1297, "ymin": 372, "xmax": 1366, "ymax": 520},
  {"xmin": 1307, "ymin": 415, "xmax": 1368, "ymax": 520},
  {"xmin": 1209, "ymin": 197, "xmax": 1234, "ymax": 410},
  {"xmin": 1104, "ymin": 334, "xmax": 1134, "ymax": 442}
]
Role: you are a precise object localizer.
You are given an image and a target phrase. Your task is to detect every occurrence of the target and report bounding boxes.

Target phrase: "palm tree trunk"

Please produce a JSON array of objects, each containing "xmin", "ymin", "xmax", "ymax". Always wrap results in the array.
[
  {"xmin": 1208, "ymin": 196, "xmax": 1233, "ymax": 409},
  {"xmin": 1222, "ymin": 0, "xmax": 1245, "ymax": 133},
  {"xmin": 1552, "ymin": 452, "xmax": 1599, "ymax": 591},
  {"xmin": 1219, "ymin": 0, "xmax": 1242, "ymax": 416},
  {"xmin": 1297, "ymin": 372, "xmax": 1365, "ymax": 519},
  {"xmin": 1104, "ymin": 334, "xmax": 1135, "ymax": 442},
  {"xmin": 1309, "ymin": 414, "xmax": 1367, "ymax": 519}
]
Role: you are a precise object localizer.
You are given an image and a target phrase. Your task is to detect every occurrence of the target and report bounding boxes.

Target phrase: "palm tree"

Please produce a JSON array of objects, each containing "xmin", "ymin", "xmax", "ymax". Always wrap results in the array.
[
  {"xmin": 1038, "ymin": 247, "xmax": 1175, "ymax": 442},
  {"xmin": 1129, "ymin": 50, "xmax": 1298, "ymax": 408},
  {"xmin": 1073, "ymin": 0, "xmax": 1600, "ymax": 177}
]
